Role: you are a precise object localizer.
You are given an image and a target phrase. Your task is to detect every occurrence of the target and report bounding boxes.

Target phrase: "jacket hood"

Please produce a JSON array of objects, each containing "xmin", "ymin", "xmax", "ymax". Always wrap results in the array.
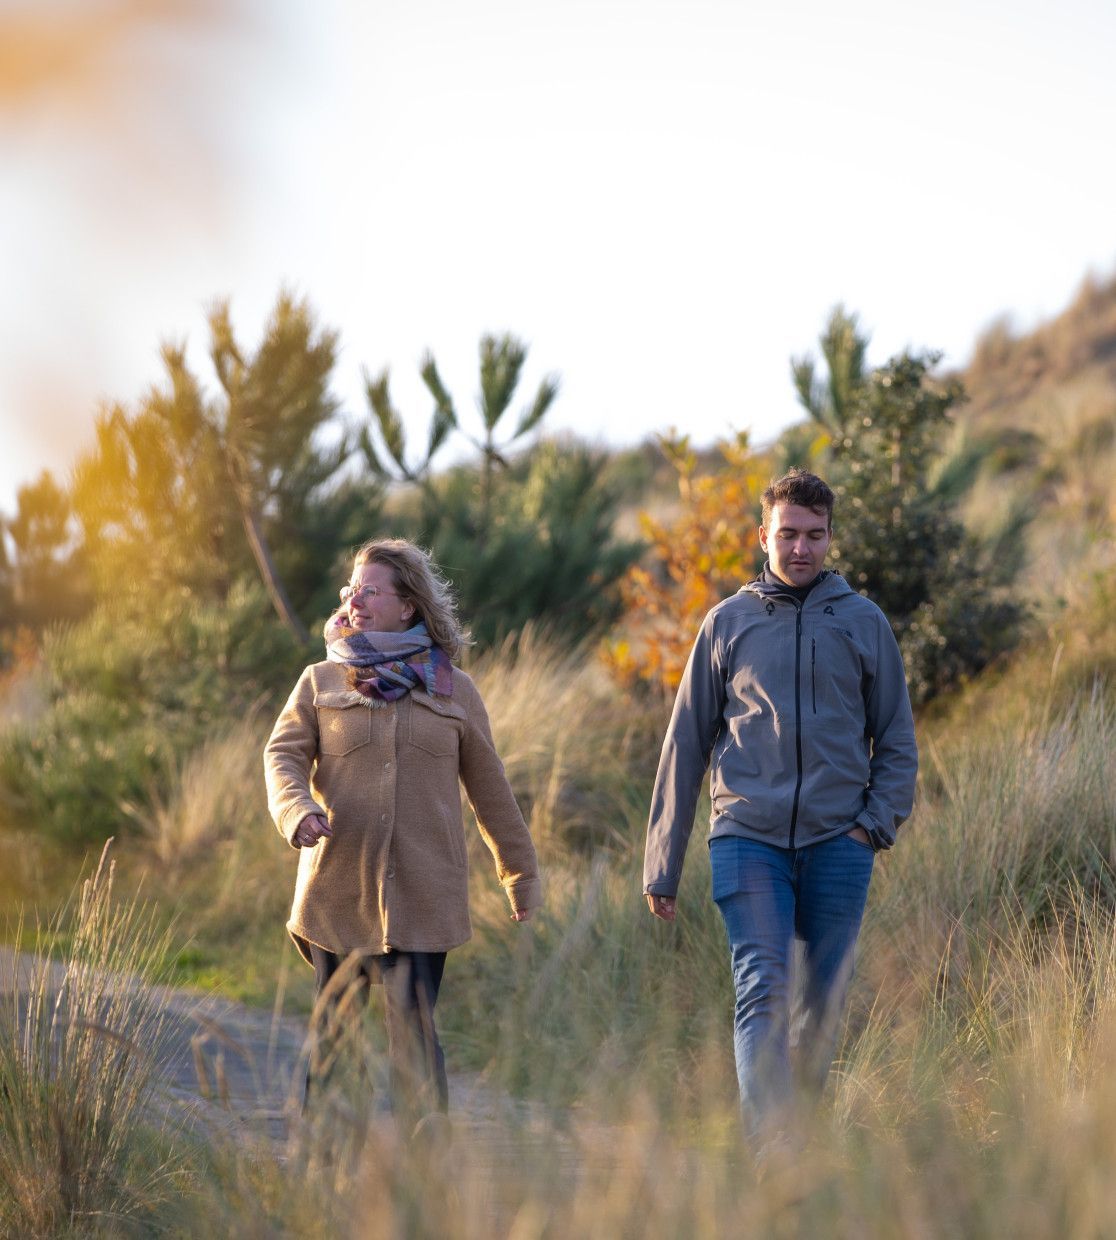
[{"xmin": 740, "ymin": 569, "xmax": 857, "ymax": 606}]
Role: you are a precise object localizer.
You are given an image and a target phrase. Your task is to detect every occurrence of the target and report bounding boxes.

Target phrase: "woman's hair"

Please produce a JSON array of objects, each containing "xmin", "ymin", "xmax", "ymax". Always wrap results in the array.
[{"xmin": 353, "ymin": 538, "xmax": 470, "ymax": 660}]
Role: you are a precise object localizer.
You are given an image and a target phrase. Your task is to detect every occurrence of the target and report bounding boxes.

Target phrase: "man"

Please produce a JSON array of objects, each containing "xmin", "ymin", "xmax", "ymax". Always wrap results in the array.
[{"xmin": 644, "ymin": 468, "xmax": 917, "ymax": 1131}]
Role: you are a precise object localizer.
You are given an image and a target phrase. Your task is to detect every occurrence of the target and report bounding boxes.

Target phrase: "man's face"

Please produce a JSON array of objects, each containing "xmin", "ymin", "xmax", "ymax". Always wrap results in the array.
[{"xmin": 759, "ymin": 502, "xmax": 832, "ymax": 587}]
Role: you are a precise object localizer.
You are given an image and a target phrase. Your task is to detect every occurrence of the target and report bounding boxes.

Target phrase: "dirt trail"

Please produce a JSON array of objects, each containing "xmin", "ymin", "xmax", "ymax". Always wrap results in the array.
[
  {"xmin": 0, "ymin": 946, "xmax": 303, "ymax": 1143},
  {"xmin": 0, "ymin": 946, "xmax": 586, "ymax": 1193}
]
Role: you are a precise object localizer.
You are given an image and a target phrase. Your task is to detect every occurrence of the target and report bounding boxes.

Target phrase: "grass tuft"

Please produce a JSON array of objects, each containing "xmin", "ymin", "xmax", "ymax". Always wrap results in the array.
[{"xmin": 0, "ymin": 842, "xmax": 179, "ymax": 1236}]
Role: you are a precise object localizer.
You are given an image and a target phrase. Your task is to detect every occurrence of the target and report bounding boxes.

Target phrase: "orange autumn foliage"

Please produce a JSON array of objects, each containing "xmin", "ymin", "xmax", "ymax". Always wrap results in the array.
[{"xmin": 604, "ymin": 432, "xmax": 769, "ymax": 695}]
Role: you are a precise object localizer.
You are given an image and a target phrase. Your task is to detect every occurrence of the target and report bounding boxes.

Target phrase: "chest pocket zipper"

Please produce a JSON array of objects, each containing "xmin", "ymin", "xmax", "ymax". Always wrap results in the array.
[{"xmin": 811, "ymin": 637, "xmax": 817, "ymax": 714}]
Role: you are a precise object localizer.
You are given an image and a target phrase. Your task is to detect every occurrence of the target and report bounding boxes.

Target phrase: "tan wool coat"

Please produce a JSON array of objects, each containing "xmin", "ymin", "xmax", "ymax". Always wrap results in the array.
[{"xmin": 264, "ymin": 660, "xmax": 541, "ymax": 961}]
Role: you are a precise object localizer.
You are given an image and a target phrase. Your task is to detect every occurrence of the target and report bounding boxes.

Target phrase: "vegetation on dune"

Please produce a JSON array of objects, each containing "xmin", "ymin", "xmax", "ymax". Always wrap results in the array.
[
  {"xmin": 0, "ymin": 471, "xmax": 91, "ymax": 637},
  {"xmin": 794, "ymin": 316, "xmax": 1025, "ymax": 705},
  {"xmin": 0, "ymin": 301, "xmax": 639, "ymax": 668},
  {"xmin": 415, "ymin": 440, "xmax": 641, "ymax": 646},
  {"xmin": 0, "ymin": 582, "xmax": 305, "ymax": 846},
  {"xmin": 1, "ymin": 272, "xmax": 1116, "ymax": 1231},
  {"xmin": 360, "ymin": 332, "xmax": 640, "ymax": 646},
  {"xmin": 361, "ymin": 331, "xmax": 559, "ymax": 514},
  {"xmin": 964, "ymin": 269, "xmax": 1116, "ymax": 422},
  {"xmin": 603, "ymin": 430, "xmax": 769, "ymax": 693},
  {"xmin": 0, "ymin": 298, "xmax": 640, "ymax": 845},
  {"xmin": 941, "ymin": 271, "xmax": 1116, "ymax": 599},
  {"xmin": 69, "ymin": 292, "xmax": 361, "ymax": 644},
  {"xmin": 608, "ymin": 305, "xmax": 1027, "ymax": 703}
]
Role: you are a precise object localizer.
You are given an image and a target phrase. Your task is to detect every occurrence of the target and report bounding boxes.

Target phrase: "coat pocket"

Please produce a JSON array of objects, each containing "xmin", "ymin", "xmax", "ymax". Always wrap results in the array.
[
  {"xmin": 315, "ymin": 701, "xmax": 373, "ymax": 756},
  {"xmin": 409, "ymin": 694, "xmax": 463, "ymax": 758},
  {"xmin": 435, "ymin": 803, "xmax": 467, "ymax": 868}
]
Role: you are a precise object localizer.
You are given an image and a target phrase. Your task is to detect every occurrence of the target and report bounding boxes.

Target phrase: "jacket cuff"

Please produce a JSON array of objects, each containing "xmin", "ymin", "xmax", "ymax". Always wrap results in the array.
[
  {"xmin": 279, "ymin": 802, "xmax": 323, "ymax": 849},
  {"xmin": 856, "ymin": 810, "xmax": 896, "ymax": 852},
  {"xmin": 505, "ymin": 877, "xmax": 542, "ymax": 913}
]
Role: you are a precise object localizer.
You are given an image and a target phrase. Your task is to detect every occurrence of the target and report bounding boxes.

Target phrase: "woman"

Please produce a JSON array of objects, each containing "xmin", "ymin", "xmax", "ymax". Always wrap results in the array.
[{"xmin": 264, "ymin": 538, "xmax": 540, "ymax": 1121}]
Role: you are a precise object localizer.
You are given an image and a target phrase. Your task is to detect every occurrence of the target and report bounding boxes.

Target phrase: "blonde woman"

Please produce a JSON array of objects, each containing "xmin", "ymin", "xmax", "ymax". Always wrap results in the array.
[{"xmin": 265, "ymin": 538, "xmax": 540, "ymax": 1121}]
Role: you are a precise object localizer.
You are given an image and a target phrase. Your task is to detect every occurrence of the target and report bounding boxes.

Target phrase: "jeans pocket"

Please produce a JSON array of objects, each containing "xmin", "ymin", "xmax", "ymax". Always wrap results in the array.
[
  {"xmin": 710, "ymin": 835, "xmax": 788, "ymax": 899},
  {"xmin": 843, "ymin": 831, "xmax": 875, "ymax": 853},
  {"xmin": 710, "ymin": 836, "xmax": 742, "ymax": 901}
]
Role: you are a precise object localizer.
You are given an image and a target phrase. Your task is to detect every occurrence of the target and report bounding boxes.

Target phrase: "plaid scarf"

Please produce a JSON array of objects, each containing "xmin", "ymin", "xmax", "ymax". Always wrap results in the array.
[{"xmin": 324, "ymin": 614, "xmax": 453, "ymax": 701}]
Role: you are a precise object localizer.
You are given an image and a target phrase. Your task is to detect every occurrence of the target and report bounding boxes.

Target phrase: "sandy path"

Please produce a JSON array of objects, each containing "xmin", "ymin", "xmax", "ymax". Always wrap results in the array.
[
  {"xmin": 0, "ymin": 946, "xmax": 310, "ymax": 1144},
  {"xmin": 0, "ymin": 945, "xmax": 583, "ymax": 1194}
]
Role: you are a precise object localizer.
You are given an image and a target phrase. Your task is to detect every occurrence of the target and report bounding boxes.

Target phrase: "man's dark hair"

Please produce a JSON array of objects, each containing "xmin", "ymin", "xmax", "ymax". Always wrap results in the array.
[{"xmin": 761, "ymin": 468, "xmax": 835, "ymax": 529}]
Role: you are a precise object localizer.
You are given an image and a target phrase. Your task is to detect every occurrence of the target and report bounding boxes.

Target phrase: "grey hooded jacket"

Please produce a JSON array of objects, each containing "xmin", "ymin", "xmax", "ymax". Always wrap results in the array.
[{"xmin": 644, "ymin": 570, "xmax": 918, "ymax": 897}]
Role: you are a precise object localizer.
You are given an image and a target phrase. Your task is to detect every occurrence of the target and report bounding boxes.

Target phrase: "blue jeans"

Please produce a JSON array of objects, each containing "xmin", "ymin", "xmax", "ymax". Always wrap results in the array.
[{"xmin": 710, "ymin": 832, "xmax": 874, "ymax": 1129}]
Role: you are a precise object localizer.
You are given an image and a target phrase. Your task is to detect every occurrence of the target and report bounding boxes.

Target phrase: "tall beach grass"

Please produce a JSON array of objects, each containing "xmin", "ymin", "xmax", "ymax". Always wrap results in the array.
[{"xmin": 0, "ymin": 844, "xmax": 179, "ymax": 1236}]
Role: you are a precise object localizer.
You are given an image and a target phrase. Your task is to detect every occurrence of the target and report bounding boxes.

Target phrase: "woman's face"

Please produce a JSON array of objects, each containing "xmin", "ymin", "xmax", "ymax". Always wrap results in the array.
[{"xmin": 345, "ymin": 561, "xmax": 415, "ymax": 633}]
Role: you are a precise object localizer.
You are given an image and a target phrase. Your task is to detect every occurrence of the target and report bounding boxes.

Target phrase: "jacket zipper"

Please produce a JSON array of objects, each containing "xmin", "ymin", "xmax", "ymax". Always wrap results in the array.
[
  {"xmin": 811, "ymin": 637, "xmax": 817, "ymax": 714},
  {"xmin": 789, "ymin": 603, "xmax": 804, "ymax": 848}
]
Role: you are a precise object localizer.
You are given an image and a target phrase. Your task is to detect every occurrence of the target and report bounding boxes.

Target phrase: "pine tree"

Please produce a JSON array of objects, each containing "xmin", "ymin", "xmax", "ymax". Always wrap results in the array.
[
  {"xmin": 71, "ymin": 291, "xmax": 359, "ymax": 643},
  {"xmin": 793, "ymin": 309, "xmax": 1024, "ymax": 704}
]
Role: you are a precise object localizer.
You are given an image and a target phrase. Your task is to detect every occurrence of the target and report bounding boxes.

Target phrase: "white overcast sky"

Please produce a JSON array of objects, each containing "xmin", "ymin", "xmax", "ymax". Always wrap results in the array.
[{"xmin": 1, "ymin": 0, "xmax": 1114, "ymax": 516}]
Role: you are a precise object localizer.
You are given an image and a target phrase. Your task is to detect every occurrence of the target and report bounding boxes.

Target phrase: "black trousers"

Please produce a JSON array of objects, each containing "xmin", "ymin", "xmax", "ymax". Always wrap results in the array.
[{"xmin": 306, "ymin": 944, "xmax": 449, "ymax": 1118}]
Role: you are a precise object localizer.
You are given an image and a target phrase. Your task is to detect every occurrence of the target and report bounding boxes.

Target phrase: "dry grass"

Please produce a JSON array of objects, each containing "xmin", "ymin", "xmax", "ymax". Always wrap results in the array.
[
  {"xmin": 946, "ymin": 266, "xmax": 1116, "ymax": 622},
  {"xmin": 135, "ymin": 716, "xmax": 272, "ymax": 868},
  {"xmin": 871, "ymin": 686, "xmax": 1116, "ymax": 954},
  {"xmin": 467, "ymin": 626, "xmax": 664, "ymax": 854},
  {"xmin": 115, "ymin": 714, "xmax": 306, "ymax": 1006},
  {"xmin": 0, "ymin": 843, "xmax": 179, "ymax": 1236},
  {"xmin": 964, "ymin": 268, "xmax": 1116, "ymax": 420},
  {"xmin": 168, "ymin": 882, "xmax": 1116, "ymax": 1238}
]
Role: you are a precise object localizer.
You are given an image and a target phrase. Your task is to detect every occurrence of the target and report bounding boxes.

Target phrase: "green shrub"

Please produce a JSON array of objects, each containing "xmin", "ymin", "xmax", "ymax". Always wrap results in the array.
[
  {"xmin": 795, "ymin": 310, "xmax": 1027, "ymax": 705},
  {"xmin": 415, "ymin": 439, "xmax": 642, "ymax": 647},
  {"xmin": 0, "ymin": 692, "xmax": 174, "ymax": 843},
  {"xmin": 0, "ymin": 581, "xmax": 308, "ymax": 844}
]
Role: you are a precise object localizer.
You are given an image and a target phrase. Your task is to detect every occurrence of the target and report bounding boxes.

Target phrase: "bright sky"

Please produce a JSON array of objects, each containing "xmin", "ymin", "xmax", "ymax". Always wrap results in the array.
[{"xmin": 1, "ymin": 0, "xmax": 1114, "ymax": 517}]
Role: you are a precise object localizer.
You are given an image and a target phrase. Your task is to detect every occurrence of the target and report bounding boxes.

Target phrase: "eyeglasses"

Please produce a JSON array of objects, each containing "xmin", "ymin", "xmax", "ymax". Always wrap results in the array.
[{"xmin": 339, "ymin": 584, "xmax": 403, "ymax": 604}]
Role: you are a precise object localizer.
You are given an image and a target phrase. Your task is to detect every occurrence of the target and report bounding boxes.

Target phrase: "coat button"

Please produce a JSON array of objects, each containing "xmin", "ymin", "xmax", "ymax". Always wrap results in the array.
[{"xmin": 381, "ymin": 813, "xmax": 389, "ymax": 823}]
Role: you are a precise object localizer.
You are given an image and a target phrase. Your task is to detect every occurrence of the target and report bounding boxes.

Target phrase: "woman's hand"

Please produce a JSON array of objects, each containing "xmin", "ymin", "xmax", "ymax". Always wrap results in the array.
[
  {"xmin": 511, "ymin": 909, "xmax": 534, "ymax": 922},
  {"xmin": 294, "ymin": 813, "xmax": 332, "ymax": 849}
]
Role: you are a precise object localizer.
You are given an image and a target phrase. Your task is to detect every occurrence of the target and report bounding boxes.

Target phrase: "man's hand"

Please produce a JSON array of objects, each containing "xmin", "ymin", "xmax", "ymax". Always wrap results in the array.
[
  {"xmin": 646, "ymin": 893, "xmax": 677, "ymax": 922},
  {"xmin": 293, "ymin": 813, "xmax": 332, "ymax": 849},
  {"xmin": 511, "ymin": 909, "xmax": 534, "ymax": 922}
]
